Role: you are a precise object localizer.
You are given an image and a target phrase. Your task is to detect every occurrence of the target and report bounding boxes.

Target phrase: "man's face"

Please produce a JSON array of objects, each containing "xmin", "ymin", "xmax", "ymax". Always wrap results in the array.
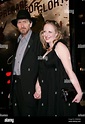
[{"xmin": 17, "ymin": 19, "xmax": 32, "ymax": 36}]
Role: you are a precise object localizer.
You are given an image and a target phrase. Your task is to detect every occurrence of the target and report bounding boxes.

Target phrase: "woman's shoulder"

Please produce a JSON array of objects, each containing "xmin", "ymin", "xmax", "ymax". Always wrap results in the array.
[
  {"xmin": 58, "ymin": 39, "xmax": 67, "ymax": 46},
  {"xmin": 54, "ymin": 39, "xmax": 70, "ymax": 57},
  {"xmin": 53, "ymin": 39, "xmax": 67, "ymax": 50}
]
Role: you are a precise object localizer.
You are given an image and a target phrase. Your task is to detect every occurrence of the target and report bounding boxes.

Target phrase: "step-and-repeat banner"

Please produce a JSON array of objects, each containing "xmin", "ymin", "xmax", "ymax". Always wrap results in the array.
[{"xmin": 0, "ymin": 0, "xmax": 69, "ymax": 43}]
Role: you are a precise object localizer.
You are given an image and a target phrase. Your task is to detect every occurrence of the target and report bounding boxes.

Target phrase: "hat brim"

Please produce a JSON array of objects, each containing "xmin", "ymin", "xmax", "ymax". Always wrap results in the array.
[{"xmin": 11, "ymin": 17, "xmax": 36, "ymax": 27}]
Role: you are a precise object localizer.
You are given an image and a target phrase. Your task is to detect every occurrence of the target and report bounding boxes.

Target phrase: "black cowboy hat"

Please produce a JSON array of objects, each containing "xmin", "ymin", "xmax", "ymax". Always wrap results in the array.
[{"xmin": 11, "ymin": 9, "xmax": 36, "ymax": 27}]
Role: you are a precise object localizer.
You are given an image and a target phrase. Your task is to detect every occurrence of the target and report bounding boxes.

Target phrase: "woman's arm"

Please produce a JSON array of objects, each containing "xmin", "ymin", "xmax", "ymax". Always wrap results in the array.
[{"xmin": 55, "ymin": 42, "xmax": 83, "ymax": 103}]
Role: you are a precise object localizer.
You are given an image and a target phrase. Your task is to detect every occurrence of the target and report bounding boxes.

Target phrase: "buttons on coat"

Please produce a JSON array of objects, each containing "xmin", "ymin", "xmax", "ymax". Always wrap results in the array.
[
  {"xmin": 15, "ymin": 80, "xmax": 17, "ymax": 83},
  {"xmin": 68, "ymin": 103, "xmax": 71, "ymax": 106},
  {"xmin": 41, "ymin": 80, "xmax": 44, "ymax": 83},
  {"xmin": 28, "ymin": 91, "xmax": 30, "ymax": 94},
  {"xmin": 41, "ymin": 103, "xmax": 44, "ymax": 106},
  {"xmin": 28, "ymin": 45, "xmax": 30, "ymax": 48},
  {"xmin": 28, "ymin": 68, "xmax": 30, "ymax": 71},
  {"xmin": 55, "ymin": 68, "xmax": 57, "ymax": 71},
  {"xmin": 14, "ymin": 103, "xmax": 17, "ymax": 106},
  {"xmin": 55, "ymin": 91, "xmax": 57, "ymax": 94}
]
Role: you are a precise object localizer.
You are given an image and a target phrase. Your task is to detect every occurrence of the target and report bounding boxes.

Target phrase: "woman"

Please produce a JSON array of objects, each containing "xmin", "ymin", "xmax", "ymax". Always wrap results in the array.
[{"xmin": 35, "ymin": 20, "xmax": 83, "ymax": 117}]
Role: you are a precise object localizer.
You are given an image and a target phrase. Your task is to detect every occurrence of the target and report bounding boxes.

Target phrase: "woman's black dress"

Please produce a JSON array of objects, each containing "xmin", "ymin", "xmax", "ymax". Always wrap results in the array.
[{"xmin": 38, "ymin": 39, "xmax": 77, "ymax": 117}]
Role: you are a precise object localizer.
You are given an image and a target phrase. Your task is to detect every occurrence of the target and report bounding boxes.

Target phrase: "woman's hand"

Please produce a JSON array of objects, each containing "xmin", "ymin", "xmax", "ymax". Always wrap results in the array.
[{"xmin": 72, "ymin": 92, "xmax": 83, "ymax": 103}]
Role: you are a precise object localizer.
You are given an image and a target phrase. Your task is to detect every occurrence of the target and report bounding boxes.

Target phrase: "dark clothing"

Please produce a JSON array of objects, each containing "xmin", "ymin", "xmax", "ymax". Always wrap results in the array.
[
  {"xmin": 9, "ymin": 32, "xmax": 43, "ymax": 116},
  {"xmin": 12, "ymin": 75, "xmax": 37, "ymax": 116},
  {"xmin": 38, "ymin": 39, "xmax": 77, "ymax": 117}
]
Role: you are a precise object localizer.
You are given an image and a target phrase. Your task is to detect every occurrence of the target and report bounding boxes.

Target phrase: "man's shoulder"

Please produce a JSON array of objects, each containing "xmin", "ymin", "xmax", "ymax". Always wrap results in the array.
[
  {"xmin": 32, "ymin": 31, "xmax": 39, "ymax": 37},
  {"xmin": 31, "ymin": 32, "xmax": 40, "ymax": 41}
]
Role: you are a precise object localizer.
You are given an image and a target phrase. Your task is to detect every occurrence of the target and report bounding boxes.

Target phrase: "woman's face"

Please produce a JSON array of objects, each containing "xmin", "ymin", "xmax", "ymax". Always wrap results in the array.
[{"xmin": 43, "ymin": 23, "xmax": 57, "ymax": 44}]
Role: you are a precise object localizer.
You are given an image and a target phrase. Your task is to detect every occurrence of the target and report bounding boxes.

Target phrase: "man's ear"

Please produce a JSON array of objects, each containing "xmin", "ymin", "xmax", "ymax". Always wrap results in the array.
[{"xmin": 30, "ymin": 22, "xmax": 32, "ymax": 28}]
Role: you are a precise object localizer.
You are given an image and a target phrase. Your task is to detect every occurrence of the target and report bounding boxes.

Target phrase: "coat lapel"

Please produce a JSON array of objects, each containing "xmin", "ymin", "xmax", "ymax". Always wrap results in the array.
[{"xmin": 23, "ymin": 32, "xmax": 34, "ymax": 57}]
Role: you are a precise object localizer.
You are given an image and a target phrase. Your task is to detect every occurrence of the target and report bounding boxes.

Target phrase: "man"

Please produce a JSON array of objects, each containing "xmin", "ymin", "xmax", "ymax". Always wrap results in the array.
[{"xmin": 9, "ymin": 9, "xmax": 42, "ymax": 116}]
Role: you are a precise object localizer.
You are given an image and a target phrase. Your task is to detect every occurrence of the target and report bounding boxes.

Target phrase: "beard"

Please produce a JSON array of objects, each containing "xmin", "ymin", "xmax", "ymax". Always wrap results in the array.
[{"xmin": 19, "ymin": 28, "xmax": 29, "ymax": 36}]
